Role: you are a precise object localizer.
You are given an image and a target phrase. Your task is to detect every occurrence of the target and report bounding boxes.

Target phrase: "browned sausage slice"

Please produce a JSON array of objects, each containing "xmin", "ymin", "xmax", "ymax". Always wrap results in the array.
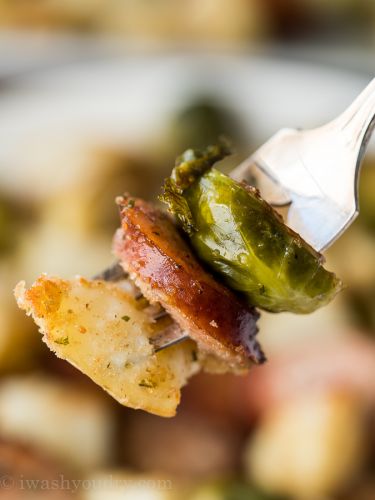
[{"xmin": 113, "ymin": 196, "xmax": 265, "ymax": 369}]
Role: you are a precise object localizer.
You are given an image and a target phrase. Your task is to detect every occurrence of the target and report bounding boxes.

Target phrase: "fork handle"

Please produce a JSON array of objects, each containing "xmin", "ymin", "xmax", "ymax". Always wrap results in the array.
[{"xmin": 334, "ymin": 77, "xmax": 375, "ymax": 163}]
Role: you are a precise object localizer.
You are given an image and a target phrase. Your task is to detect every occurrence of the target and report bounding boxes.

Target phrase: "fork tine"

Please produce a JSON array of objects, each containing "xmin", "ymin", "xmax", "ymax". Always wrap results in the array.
[
  {"xmin": 230, "ymin": 155, "xmax": 292, "ymax": 207},
  {"xmin": 92, "ymin": 262, "xmax": 143, "ymax": 300},
  {"xmin": 231, "ymin": 80, "xmax": 375, "ymax": 251},
  {"xmin": 153, "ymin": 310, "xmax": 169, "ymax": 321},
  {"xmin": 92, "ymin": 261, "xmax": 128, "ymax": 282},
  {"xmin": 93, "ymin": 262, "xmax": 144, "ymax": 299},
  {"xmin": 150, "ymin": 323, "xmax": 189, "ymax": 352}
]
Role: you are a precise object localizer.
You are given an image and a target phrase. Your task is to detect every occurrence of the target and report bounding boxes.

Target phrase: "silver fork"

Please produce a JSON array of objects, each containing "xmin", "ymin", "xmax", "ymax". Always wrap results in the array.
[
  {"xmin": 97, "ymin": 78, "xmax": 375, "ymax": 350},
  {"xmin": 232, "ymin": 77, "xmax": 375, "ymax": 251}
]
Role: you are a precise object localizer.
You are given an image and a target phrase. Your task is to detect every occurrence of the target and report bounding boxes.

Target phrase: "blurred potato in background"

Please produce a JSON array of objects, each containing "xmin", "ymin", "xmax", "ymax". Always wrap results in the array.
[
  {"xmin": 0, "ymin": 376, "xmax": 114, "ymax": 470},
  {"xmin": 81, "ymin": 471, "xmax": 174, "ymax": 500},
  {"xmin": 0, "ymin": 0, "xmax": 267, "ymax": 44},
  {"xmin": 245, "ymin": 391, "xmax": 366, "ymax": 498},
  {"xmin": 1, "ymin": 0, "xmax": 375, "ymax": 44}
]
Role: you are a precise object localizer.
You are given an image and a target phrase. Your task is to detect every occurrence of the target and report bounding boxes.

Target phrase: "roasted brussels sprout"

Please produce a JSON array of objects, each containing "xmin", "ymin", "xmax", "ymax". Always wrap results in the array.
[
  {"xmin": 160, "ymin": 145, "xmax": 342, "ymax": 313},
  {"xmin": 0, "ymin": 193, "xmax": 37, "ymax": 257},
  {"xmin": 358, "ymin": 159, "xmax": 375, "ymax": 234},
  {"xmin": 169, "ymin": 97, "xmax": 245, "ymax": 153}
]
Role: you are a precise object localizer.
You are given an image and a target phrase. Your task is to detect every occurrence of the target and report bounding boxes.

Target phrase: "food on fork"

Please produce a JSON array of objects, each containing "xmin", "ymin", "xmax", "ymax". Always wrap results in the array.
[
  {"xmin": 160, "ymin": 144, "xmax": 342, "ymax": 313},
  {"xmin": 15, "ymin": 144, "xmax": 342, "ymax": 416},
  {"xmin": 114, "ymin": 196, "xmax": 264, "ymax": 369}
]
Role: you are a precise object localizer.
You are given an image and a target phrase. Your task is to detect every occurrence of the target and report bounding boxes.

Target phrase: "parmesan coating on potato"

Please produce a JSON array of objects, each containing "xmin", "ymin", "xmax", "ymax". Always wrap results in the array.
[{"xmin": 15, "ymin": 276, "xmax": 200, "ymax": 417}]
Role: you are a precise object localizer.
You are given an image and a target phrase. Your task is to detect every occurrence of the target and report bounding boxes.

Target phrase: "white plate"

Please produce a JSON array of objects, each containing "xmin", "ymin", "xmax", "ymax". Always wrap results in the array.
[{"xmin": 0, "ymin": 52, "xmax": 372, "ymax": 199}]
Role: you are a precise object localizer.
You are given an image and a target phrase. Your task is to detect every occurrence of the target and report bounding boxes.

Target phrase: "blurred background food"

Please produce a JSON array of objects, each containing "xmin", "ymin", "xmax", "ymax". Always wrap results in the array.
[{"xmin": 0, "ymin": 2, "xmax": 374, "ymax": 499}]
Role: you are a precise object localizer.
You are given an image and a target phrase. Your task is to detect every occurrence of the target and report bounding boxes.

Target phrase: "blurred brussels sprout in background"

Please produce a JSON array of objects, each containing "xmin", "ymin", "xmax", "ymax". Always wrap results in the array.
[
  {"xmin": 344, "ymin": 284, "xmax": 375, "ymax": 334},
  {"xmin": 169, "ymin": 98, "xmax": 245, "ymax": 154},
  {"xmin": 0, "ymin": 194, "xmax": 36, "ymax": 257},
  {"xmin": 358, "ymin": 160, "xmax": 375, "ymax": 235},
  {"xmin": 189, "ymin": 480, "xmax": 288, "ymax": 500}
]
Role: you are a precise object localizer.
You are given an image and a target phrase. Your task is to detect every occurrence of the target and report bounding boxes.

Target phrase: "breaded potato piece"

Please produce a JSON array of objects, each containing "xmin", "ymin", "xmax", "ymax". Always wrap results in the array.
[
  {"xmin": 15, "ymin": 276, "xmax": 200, "ymax": 417},
  {"xmin": 0, "ymin": 376, "xmax": 112, "ymax": 470},
  {"xmin": 114, "ymin": 197, "xmax": 264, "ymax": 370}
]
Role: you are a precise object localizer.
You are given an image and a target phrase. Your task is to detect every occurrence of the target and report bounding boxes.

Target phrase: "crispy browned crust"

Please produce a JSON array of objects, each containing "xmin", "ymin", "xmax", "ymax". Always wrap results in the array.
[{"xmin": 113, "ymin": 196, "xmax": 265, "ymax": 369}]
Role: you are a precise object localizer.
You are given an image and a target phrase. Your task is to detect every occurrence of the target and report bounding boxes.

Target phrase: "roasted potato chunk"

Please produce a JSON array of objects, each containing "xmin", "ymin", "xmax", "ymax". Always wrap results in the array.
[{"xmin": 15, "ymin": 276, "xmax": 200, "ymax": 417}]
